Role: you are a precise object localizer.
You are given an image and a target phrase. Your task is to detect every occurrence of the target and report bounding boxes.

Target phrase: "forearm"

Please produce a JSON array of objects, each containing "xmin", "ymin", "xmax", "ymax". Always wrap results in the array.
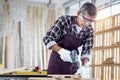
[{"xmin": 51, "ymin": 44, "xmax": 62, "ymax": 53}]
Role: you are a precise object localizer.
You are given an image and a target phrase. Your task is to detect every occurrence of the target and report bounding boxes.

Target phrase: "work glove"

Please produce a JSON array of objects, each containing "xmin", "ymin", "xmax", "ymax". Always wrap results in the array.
[
  {"xmin": 75, "ymin": 59, "xmax": 91, "ymax": 76},
  {"xmin": 75, "ymin": 61, "xmax": 90, "ymax": 74},
  {"xmin": 75, "ymin": 62, "xmax": 92, "ymax": 78},
  {"xmin": 58, "ymin": 48, "xmax": 73, "ymax": 63}
]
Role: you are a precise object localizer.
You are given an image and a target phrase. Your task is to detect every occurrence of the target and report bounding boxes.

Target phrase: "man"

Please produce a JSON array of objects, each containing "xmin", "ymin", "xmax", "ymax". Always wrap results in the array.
[{"xmin": 43, "ymin": 2, "xmax": 97, "ymax": 74}]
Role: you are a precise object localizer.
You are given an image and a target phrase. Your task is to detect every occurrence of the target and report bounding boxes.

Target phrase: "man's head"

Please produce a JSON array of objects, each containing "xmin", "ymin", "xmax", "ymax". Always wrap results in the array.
[{"xmin": 77, "ymin": 3, "xmax": 97, "ymax": 27}]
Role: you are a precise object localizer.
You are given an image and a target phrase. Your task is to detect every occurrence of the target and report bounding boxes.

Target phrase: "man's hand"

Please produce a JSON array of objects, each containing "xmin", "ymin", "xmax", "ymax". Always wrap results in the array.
[
  {"xmin": 82, "ymin": 58, "xmax": 89, "ymax": 66},
  {"xmin": 58, "ymin": 48, "xmax": 73, "ymax": 63}
]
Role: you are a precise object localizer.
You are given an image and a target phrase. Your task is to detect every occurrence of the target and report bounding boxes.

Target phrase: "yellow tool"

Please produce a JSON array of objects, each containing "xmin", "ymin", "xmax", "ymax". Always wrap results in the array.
[
  {"xmin": 0, "ymin": 64, "xmax": 2, "ymax": 67},
  {"xmin": 16, "ymin": 71, "xmax": 47, "ymax": 75}
]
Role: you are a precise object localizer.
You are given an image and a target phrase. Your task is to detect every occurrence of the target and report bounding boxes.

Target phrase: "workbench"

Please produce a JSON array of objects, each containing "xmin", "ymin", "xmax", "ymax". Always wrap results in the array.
[
  {"xmin": 0, "ymin": 68, "xmax": 96, "ymax": 80},
  {"xmin": 0, "ymin": 75, "xmax": 96, "ymax": 80}
]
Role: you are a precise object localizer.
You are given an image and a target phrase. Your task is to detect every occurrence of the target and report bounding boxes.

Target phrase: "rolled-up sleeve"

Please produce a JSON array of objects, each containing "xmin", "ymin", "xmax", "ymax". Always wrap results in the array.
[
  {"xmin": 43, "ymin": 16, "xmax": 68, "ymax": 49},
  {"xmin": 81, "ymin": 27, "xmax": 94, "ymax": 60}
]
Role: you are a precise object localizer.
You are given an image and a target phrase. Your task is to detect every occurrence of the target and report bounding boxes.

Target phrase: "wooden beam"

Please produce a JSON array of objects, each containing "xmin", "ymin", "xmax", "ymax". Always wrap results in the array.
[
  {"xmin": 2, "ymin": 2, "xmax": 9, "ymax": 68},
  {"xmin": 41, "ymin": 6, "xmax": 46, "ymax": 69},
  {"xmin": 5, "ymin": 36, "xmax": 15, "ymax": 69},
  {"xmin": 18, "ymin": 21, "xmax": 24, "ymax": 67},
  {"xmin": 37, "ymin": 6, "xmax": 44, "ymax": 69},
  {"xmin": 27, "ymin": 5, "xmax": 33, "ymax": 68},
  {"xmin": 33, "ymin": 6, "xmax": 37, "ymax": 66},
  {"xmin": 57, "ymin": 7, "xmax": 62, "ymax": 18},
  {"xmin": 0, "ymin": 67, "xmax": 27, "ymax": 74}
]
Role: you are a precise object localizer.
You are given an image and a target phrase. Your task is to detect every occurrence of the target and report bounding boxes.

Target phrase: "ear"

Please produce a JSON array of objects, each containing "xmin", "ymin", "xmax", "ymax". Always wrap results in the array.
[
  {"xmin": 77, "ymin": 11, "xmax": 80, "ymax": 15},
  {"xmin": 77, "ymin": 11, "xmax": 81, "ymax": 16}
]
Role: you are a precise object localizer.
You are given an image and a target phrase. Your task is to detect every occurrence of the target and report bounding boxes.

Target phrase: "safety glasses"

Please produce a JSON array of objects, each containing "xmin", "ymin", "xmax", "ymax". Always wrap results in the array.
[{"xmin": 79, "ymin": 15, "xmax": 95, "ymax": 23}]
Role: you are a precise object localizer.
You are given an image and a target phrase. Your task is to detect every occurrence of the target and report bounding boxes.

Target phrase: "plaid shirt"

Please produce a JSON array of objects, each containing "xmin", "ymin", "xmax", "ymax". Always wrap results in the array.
[{"xmin": 43, "ymin": 15, "xmax": 94, "ymax": 59}]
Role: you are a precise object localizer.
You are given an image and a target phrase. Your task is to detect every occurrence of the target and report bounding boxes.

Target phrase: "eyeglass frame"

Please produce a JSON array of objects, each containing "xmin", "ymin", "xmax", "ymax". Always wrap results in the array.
[{"xmin": 79, "ymin": 15, "xmax": 95, "ymax": 23}]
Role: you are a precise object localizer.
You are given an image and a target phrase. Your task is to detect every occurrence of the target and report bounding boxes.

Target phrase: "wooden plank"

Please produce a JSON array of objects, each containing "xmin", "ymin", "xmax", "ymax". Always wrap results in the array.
[
  {"xmin": 110, "ymin": 32, "xmax": 112, "ymax": 46},
  {"xmin": 115, "ymin": 15, "xmax": 118, "ymax": 26},
  {"xmin": 57, "ymin": 7, "xmax": 62, "ymax": 18},
  {"xmin": 5, "ymin": 36, "xmax": 14, "ymax": 69},
  {"xmin": 100, "ymin": 67, "xmax": 102, "ymax": 80},
  {"xmin": 95, "ymin": 26, "xmax": 120, "ymax": 35},
  {"xmin": 101, "ymin": 32, "xmax": 104, "ymax": 80},
  {"xmin": 92, "ymin": 63, "xmax": 120, "ymax": 67},
  {"xmin": 92, "ymin": 51, "xmax": 95, "ymax": 78},
  {"xmin": 106, "ymin": 66, "xmax": 108, "ymax": 80},
  {"xmin": 118, "ymin": 30, "xmax": 120, "ymax": 42},
  {"xmin": 114, "ymin": 48, "xmax": 117, "ymax": 63},
  {"xmin": 37, "ymin": 6, "xmax": 44, "ymax": 69},
  {"xmin": 116, "ymin": 48, "xmax": 118, "ymax": 64},
  {"xmin": 109, "ymin": 66, "xmax": 112, "ymax": 80},
  {"xmin": 42, "ymin": 6, "xmax": 46, "ymax": 69},
  {"xmin": 117, "ymin": 66, "xmax": 119, "ymax": 80},
  {"xmin": 47, "ymin": 9, "xmax": 51, "ymax": 28},
  {"xmin": 108, "ymin": 32, "xmax": 110, "ymax": 46},
  {"xmin": 92, "ymin": 44, "xmax": 120, "ymax": 50},
  {"xmin": 18, "ymin": 21, "xmax": 24, "ymax": 67},
  {"xmin": 0, "ymin": 67, "xmax": 27, "ymax": 74},
  {"xmin": 2, "ymin": 2, "xmax": 9, "ymax": 68},
  {"xmin": 111, "ymin": 41, "xmax": 114, "ymax": 80},
  {"xmin": 114, "ymin": 66, "xmax": 116, "ymax": 80},
  {"xmin": 117, "ymin": 15, "xmax": 120, "ymax": 26},
  {"xmin": 118, "ymin": 47, "xmax": 120, "ymax": 66},
  {"xmin": 27, "ymin": 5, "xmax": 33, "ymax": 68},
  {"xmin": 51, "ymin": 10, "xmax": 55, "ymax": 25},
  {"xmin": 118, "ymin": 66, "xmax": 120, "ymax": 80},
  {"xmin": 33, "ymin": 6, "xmax": 37, "ymax": 67},
  {"xmin": 38, "ymin": 7, "xmax": 43, "ymax": 70}
]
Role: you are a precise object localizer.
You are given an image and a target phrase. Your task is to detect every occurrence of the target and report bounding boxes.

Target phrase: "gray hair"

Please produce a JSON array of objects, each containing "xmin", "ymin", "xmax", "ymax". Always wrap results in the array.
[{"xmin": 79, "ymin": 3, "xmax": 97, "ymax": 16}]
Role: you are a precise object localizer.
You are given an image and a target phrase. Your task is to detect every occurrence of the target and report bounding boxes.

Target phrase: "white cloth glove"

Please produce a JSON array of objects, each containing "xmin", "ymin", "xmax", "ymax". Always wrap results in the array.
[
  {"xmin": 75, "ymin": 66, "xmax": 92, "ymax": 78},
  {"xmin": 75, "ymin": 66, "xmax": 83, "ymax": 75},
  {"xmin": 58, "ymin": 48, "xmax": 73, "ymax": 63}
]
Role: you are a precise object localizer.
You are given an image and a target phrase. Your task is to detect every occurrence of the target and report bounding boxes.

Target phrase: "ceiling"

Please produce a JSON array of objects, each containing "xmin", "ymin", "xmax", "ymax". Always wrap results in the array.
[{"xmin": 27, "ymin": 0, "xmax": 70, "ymax": 5}]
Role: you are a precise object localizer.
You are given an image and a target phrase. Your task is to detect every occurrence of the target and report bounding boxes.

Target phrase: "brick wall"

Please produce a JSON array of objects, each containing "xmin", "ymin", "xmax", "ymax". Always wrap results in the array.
[
  {"xmin": 0, "ymin": 0, "xmax": 62, "ymax": 70},
  {"xmin": 0, "ymin": 0, "xmax": 4, "ymax": 64}
]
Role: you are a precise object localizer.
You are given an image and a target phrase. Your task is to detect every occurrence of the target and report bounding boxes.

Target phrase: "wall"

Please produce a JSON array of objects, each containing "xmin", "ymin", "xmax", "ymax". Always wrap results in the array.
[
  {"xmin": 0, "ymin": 0, "xmax": 63, "ymax": 70},
  {"xmin": 96, "ymin": 0, "xmax": 120, "ymax": 20},
  {"xmin": 0, "ymin": 0, "xmax": 4, "ymax": 64}
]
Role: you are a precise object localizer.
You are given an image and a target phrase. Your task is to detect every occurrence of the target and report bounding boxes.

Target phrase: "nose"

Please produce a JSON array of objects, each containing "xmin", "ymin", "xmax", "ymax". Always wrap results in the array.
[{"xmin": 84, "ymin": 21, "xmax": 91, "ymax": 26}]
